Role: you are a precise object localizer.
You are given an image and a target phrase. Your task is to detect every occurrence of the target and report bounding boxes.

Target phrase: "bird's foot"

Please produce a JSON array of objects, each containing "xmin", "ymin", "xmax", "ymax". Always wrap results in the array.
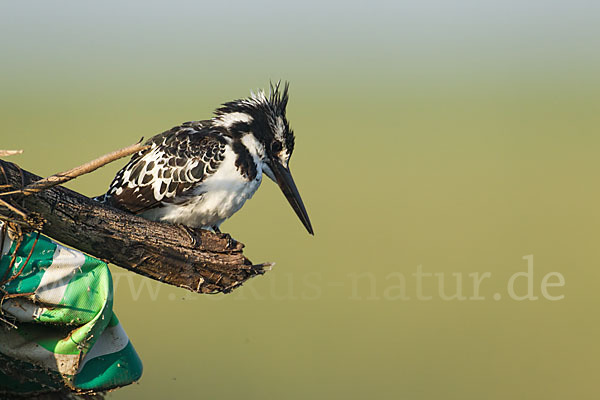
[
  {"xmin": 210, "ymin": 226, "xmax": 238, "ymax": 250},
  {"xmin": 216, "ymin": 232, "xmax": 235, "ymax": 250},
  {"xmin": 180, "ymin": 224, "xmax": 201, "ymax": 246},
  {"xmin": 211, "ymin": 226, "xmax": 236, "ymax": 248}
]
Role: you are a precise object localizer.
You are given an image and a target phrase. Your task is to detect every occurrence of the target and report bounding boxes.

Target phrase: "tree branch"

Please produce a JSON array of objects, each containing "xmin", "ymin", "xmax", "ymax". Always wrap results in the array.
[{"xmin": 0, "ymin": 160, "xmax": 269, "ymax": 294}]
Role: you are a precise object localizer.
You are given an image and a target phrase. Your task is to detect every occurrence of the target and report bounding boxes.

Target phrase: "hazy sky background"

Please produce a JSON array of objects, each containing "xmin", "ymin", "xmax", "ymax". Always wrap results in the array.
[
  {"xmin": 2, "ymin": 1, "xmax": 600, "ymax": 88},
  {"xmin": 1, "ymin": 2, "xmax": 599, "ymax": 399}
]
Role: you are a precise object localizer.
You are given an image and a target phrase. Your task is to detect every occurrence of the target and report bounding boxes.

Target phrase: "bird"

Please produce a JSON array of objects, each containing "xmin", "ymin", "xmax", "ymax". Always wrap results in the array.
[{"xmin": 95, "ymin": 82, "xmax": 313, "ymax": 235}]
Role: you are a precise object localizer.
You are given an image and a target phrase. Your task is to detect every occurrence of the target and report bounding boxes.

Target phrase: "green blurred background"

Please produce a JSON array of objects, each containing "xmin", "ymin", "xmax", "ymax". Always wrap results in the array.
[{"xmin": 1, "ymin": 1, "xmax": 599, "ymax": 399}]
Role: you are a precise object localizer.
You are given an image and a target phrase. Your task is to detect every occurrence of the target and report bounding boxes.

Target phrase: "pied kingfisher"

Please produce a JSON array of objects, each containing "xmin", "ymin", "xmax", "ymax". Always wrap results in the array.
[{"xmin": 95, "ymin": 82, "xmax": 313, "ymax": 235}]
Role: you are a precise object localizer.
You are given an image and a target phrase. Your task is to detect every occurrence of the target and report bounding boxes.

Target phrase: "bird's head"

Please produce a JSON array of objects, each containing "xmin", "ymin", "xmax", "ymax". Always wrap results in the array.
[{"xmin": 213, "ymin": 82, "xmax": 313, "ymax": 235}]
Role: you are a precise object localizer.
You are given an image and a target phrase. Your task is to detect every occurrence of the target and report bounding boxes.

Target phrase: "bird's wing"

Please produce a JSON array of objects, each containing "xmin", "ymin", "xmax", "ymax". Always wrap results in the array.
[{"xmin": 105, "ymin": 122, "xmax": 227, "ymax": 214}]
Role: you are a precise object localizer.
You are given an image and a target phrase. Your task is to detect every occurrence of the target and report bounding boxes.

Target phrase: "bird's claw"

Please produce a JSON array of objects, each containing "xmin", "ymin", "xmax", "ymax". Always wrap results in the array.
[{"xmin": 180, "ymin": 224, "xmax": 201, "ymax": 246}]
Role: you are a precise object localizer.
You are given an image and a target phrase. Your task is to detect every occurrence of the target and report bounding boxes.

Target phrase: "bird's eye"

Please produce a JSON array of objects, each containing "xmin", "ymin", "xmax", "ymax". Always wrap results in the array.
[{"xmin": 271, "ymin": 141, "xmax": 282, "ymax": 153}]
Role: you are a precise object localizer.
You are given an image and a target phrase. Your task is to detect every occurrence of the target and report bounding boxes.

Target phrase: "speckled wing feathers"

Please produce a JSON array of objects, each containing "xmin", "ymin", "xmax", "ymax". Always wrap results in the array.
[{"xmin": 105, "ymin": 122, "xmax": 227, "ymax": 214}]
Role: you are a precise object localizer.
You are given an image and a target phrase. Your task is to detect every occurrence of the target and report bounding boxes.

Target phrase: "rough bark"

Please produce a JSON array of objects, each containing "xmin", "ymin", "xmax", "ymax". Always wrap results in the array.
[{"xmin": 0, "ymin": 160, "xmax": 268, "ymax": 294}]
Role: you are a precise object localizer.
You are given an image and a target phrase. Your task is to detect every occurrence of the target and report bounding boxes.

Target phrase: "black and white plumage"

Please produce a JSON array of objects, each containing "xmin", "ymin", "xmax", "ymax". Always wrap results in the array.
[{"xmin": 96, "ymin": 83, "xmax": 313, "ymax": 234}]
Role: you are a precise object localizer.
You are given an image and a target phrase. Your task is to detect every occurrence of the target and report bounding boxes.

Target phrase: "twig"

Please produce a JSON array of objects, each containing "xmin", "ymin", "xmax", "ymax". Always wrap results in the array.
[
  {"xmin": 0, "ymin": 141, "xmax": 148, "ymax": 197},
  {"xmin": 2, "ymin": 231, "xmax": 40, "ymax": 285},
  {"xmin": 0, "ymin": 198, "xmax": 29, "ymax": 220},
  {"xmin": 0, "ymin": 150, "xmax": 23, "ymax": 157},
  {"xmin": 0, "ymin": 315, "xmax": 18, "ymax": 330}
]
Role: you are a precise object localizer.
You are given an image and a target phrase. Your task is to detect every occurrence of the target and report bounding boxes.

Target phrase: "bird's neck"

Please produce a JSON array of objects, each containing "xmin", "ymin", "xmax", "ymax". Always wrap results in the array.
[
  {"xmin": 238, "ymin": 132, "xmax": 266, "ymax": 162},
  {"xmin": 211, "ymin": 111, "xmax": 269, "ymax": 164}
]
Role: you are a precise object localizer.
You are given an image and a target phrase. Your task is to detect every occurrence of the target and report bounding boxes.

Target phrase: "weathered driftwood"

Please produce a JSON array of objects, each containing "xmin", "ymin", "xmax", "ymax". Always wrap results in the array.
[{"xmin": 0, "ymin": 159, "xmax": 268, "ymax": 294}]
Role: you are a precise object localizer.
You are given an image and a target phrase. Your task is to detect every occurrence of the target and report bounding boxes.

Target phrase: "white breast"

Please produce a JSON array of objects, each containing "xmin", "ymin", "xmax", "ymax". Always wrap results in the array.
[{"xmin": 141, "ymin": 141, "xmax": 263, "ymax": 229}]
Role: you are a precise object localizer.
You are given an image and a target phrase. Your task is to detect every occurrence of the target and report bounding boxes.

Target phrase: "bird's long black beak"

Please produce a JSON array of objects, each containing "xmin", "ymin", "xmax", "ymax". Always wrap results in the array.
[{"xmin": 271, "ymin": 161, "xmax": 314, "ymax": 235}]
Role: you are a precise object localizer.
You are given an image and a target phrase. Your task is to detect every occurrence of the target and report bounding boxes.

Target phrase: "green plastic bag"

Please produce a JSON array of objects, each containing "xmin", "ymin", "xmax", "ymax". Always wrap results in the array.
[{"xmin": 0, "ymin": 223, "xmax": 142, "ymax": 395}]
